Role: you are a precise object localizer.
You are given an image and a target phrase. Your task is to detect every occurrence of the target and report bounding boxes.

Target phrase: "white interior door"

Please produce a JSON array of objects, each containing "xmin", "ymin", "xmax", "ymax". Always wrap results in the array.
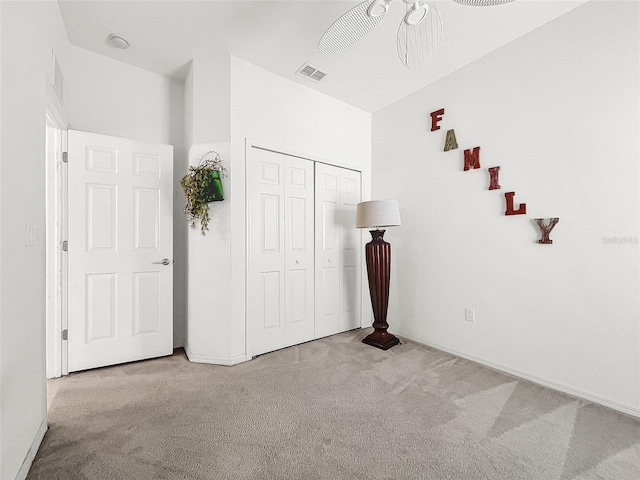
[
  {"xmin": 247, "ymin": 148, "xmax": 315, "ymax": 356},
  {"xmin": 314, "ymin": 163, "xmax": 341, "ymax": 338},
  {"xmin": 315, "ymin": 163, "xmax": 362, "ymax": 338},
  {"xmin": 339, "ymin": 168, "xmax": 362, "ymax": 332},
  {"xmin": 247, "ymin": 149, "xmax": 286, "ymax": 356},
  {"xmin": 67, "ymin": 130, "xmax": 173, "ymax": 372},
  {"xmin": 284, "ymin": 156, "xmax": 315, "ymax": 348}
]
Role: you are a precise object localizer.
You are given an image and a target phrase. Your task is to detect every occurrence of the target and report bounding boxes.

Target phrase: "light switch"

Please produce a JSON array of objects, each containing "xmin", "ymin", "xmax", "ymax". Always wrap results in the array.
[{"xmin": 26, "ymin": 225, "xmax": 35, "ymax": 247}]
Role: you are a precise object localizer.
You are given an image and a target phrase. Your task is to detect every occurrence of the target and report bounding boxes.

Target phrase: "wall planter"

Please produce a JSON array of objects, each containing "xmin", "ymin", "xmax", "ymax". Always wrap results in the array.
[
  {"xmin": 180, "ymin": 151, "xmax": 228, "ymax": 235},
  {"xmin": 200, "ymin": 170, "xmax": 224, "ymax": 203}
]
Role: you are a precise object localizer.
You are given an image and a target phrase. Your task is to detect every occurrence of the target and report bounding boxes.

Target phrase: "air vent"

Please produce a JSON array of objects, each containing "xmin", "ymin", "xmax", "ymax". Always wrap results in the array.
[{"xmin": 296, "ymin": 63, "xmax": 328, "ymax": 83}]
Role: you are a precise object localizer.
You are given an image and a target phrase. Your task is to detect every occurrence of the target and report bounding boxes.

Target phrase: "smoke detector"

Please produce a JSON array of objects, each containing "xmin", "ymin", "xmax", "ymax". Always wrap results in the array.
[
  {"xmin": 107, "ymin": 33, "xmax": 130, "ymax": 49},
  {"xmin": 296, "ymin": 63, "xmax": 328, "ymax": 82}
]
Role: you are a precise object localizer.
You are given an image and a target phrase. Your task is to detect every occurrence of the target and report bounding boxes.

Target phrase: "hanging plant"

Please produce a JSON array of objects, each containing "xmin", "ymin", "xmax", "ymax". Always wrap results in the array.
[{"xmin": 180, "ymin": 151, "xmax": 228, "ymax": 235}]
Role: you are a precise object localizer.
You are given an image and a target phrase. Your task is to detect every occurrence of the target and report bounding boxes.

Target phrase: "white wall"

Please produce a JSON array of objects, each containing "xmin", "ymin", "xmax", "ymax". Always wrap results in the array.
[
  {"xmin": 0, "ymin": 5, "xmax": 3, "ymax": 469},
  {"xmin": 1, "ymin": 14, "xmax": 190, "ymax": 475},
  {"xmin": 169, "ymin": 79, "xmax": 187, "ymax": 348},
  {"xmin": 184, "ymin": 56, "xmax": 372, "ymax": 364},
  {"xmin": 182, "ymin": 54, "xmax": 234, "ymax": 364},
  {"xmin": 230, "ymin": 57, "xmax": 371, "ymax": 168},
  {"xmin": 183, "ymin": 141, "xmax": 233, "ymax": 363},
  {"xmin": 65, "ymin": 46, "xmax": 188, "ymax": 348},
  {"xmin": 0, "ymin": 2, "xmax": 70, "ymax": 478},
  {"xmin": 189, "ymin": 54, "xmax": 230, "ymax": 146},
  {"xmin": 67, "ymin": 46, "xmax": 178, "ymax": 144},
  {"xmin": 372, "ymin": 0, "xmax": 639, "ymax": 415}
]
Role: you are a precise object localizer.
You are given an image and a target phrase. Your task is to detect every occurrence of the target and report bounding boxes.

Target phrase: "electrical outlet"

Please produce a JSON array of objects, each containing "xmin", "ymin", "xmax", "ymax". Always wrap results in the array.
[{"xmin": 465, "ymin": 308, "xmax": 475, "ymax": 322}]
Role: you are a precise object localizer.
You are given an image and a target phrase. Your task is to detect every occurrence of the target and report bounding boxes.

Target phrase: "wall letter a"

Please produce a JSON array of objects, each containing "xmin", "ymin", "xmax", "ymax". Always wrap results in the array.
[
  {"xmin": 444, "ymin": 129, "xmax": 458, "ymax": 151},
  {"xmin": 505, "ymin": 192, "xmax": 526, "ymax": 216},
  {"xmin": 463, "ymin": 147, "xmax": 481, "ymax": 171}
]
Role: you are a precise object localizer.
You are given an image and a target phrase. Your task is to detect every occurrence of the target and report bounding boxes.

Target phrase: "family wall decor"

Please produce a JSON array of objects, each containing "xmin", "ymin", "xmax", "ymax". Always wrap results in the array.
[{"xmin": 430, "ymin": 108, "xmax": 559, "ymax": 244}]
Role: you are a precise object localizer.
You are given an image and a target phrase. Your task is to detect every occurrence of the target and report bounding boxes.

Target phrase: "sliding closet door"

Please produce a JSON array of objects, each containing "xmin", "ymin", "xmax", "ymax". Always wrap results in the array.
[
  {"xmin": 315, "ymin": 163, "xmax": 361, "ymax": 338},
  {"xmin": 314, "ymin": 164, "xmax": 340, "ymax": 338},
  {"xmin": 339, "ymin": 168, "xmax": 362, "ymax": 332},
  {"xmin": 247, "ymin": 149, "xmax": 285, "ymax": 356},
  {"xmin": 247, "ymin": 148, "xmax": 314, "ymax": 356},
  {"xmin": 283, "ymin": 156, "xmax": 315, "ymax": 347}
]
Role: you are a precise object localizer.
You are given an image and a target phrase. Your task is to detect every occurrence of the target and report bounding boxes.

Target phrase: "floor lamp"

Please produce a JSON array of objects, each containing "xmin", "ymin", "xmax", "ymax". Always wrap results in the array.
[{"xmin": 356, "ymin": 200, "xmax": 402, "ymax": 350}]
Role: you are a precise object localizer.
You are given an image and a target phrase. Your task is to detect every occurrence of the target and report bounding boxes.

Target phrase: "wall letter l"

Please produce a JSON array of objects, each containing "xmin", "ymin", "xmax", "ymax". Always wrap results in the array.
[{"xmin": 505, "ymin": 192, "xmax": 527, "ymax": 216}]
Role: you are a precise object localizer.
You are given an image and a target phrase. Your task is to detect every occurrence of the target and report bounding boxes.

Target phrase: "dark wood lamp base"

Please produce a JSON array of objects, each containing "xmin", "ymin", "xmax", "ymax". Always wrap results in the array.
[
  {"xmin": 362, "ymin": 229, "xmax": 400, "ymax": 351},
  {"xmin": 362, "ymin": 330, "xmax": 400, "ymax": 350}
]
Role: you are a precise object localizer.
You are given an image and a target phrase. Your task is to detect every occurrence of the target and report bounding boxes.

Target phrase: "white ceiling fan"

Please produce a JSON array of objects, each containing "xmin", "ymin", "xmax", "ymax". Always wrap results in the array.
[{"xmin": 319, "ymin": 0, "xmax": 516, "ymax": 70}]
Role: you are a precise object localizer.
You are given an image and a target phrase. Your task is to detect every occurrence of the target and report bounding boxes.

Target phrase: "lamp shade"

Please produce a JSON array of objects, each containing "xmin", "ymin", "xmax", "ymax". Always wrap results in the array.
[{"xmin": 356, "ymin": 200, "xmax": 401, "ymax": 228}]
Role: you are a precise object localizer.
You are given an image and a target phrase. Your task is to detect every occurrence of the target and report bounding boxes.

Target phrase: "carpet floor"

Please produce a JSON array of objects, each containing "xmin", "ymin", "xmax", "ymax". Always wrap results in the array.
[{"xmin": 28, "ymin": 329, "xmax": 640, "ymax": 480}]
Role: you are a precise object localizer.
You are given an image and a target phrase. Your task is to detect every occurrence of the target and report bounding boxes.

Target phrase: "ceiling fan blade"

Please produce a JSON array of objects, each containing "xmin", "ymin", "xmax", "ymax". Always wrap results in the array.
[
  {"xmin": 397, "ymin": 2, "xmax": 442, "ymax": 70},
  {"xmin": 319, "ymin": 0, "xmax": 389, "ymax": 54},
  {"xmin": 452, "ymin": 0, "xmax": 515, "ymax": 5}
]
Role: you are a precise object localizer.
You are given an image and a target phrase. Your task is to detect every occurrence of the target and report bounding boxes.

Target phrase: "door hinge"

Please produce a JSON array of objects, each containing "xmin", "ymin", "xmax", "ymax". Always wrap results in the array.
[
  {"xmin": 62, "ymin": 152, "xmax": 68, "ymax": 163},
  {"xmin": 62, "ymin": 329, "xmax": 68, "ymax": 340},
  {"xmin": 62, "ymin": 240, "xmax": 68, "ymax": 252}
]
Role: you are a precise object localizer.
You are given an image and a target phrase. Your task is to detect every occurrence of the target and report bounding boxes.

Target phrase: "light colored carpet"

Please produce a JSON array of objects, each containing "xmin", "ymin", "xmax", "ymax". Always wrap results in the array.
[{"xmin": 29, "ymin": 329, "xmax": 640, "ymax": 479}]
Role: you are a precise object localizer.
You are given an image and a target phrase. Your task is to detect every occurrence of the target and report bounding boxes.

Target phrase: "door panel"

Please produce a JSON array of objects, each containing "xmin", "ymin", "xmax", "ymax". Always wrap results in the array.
[
  {"xmin": 134, "ymin": 188, "xmax": 160, "ymax": 250},
  {"xmin": 315, "ymin": 164, "xmax": 340, "ymax": 338},
  {"xmin": 67, "ymin": 130, "xmax": 173, "ymax": 372},
  {"xmin": 248, "ymin": 150, "xmax": 286, "ymax": 356},
  {"xmin": 339, "ymin": 168, "xmax": 362, "ymax": 331},
  {"xmin": 262, "ymin": 271, "xmax": 282, "ymax": 329},
  {"xmin": 85, "ymin": 273, "xmax": 116, "ymax": 341},
  {"xmin": 315, "ymin": 163, "xmax": 362, "ymax": 338},
  {"xmin": 284, "ymin": 156, "xmax": 315, "ymax": 347},
  {"xmin": 290, "ymin": 269, "xmax": 307, "ymax": 323},
  {"xmin": 133, "ymin": 271, "xmax": 161, "ymax": 335},
  {"xmin": 262, "ymin": 195, "xmax": 281, "ymax": 252},
  {"xmin": 86, "ymin": 183, "xmax": 116, "ymax": 251},
  {"xmin": 247, "ymin": 150, "xmax": 315, "ymax": 356}
]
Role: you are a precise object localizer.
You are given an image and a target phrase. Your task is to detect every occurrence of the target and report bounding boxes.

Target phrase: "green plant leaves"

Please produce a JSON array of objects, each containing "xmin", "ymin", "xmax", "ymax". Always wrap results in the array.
[
  {"xmin": 181, "ymin": 166, "xmax": 221, "ymax": 235},
  {"xmin": 180, "ymin": 152, "xmax": 228, "ymax": 235}
]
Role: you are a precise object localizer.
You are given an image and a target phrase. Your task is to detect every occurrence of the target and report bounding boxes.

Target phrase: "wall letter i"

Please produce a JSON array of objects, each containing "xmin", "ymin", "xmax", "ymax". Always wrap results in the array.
[{"xmin": 488, "ymin": 166, "xmax": 501, "ymax": 190}]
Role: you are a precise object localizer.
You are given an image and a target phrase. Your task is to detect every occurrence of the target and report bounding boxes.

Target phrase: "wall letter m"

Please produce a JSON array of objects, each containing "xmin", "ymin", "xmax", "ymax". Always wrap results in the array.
[{"xmin": 464, "ymin": 147, "xmax": 481, "ymax": 171}]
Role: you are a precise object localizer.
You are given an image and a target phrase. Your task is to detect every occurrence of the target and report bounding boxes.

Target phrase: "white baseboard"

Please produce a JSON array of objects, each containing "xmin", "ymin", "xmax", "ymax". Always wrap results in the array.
[
  {"xmin": 184, "ymin": 345, "xmax": 247, "ymax": 366},
  {"xmin": 173, "ymin": 336, "xmax": 184, "ymax": 350},
  {"xmin": 395, "ymin": 330, "xmax": 640, "ymax": 419},
  {"xmin": 15, "ymin": 420, "xmax": 47, "ymax": 480}
]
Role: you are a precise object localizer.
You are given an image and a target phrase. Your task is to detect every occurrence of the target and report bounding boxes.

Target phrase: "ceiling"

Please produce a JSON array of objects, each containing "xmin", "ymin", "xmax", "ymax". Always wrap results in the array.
[{"xmin": 57, "ymin": 0, "xmax": 588, "ymax": 113}]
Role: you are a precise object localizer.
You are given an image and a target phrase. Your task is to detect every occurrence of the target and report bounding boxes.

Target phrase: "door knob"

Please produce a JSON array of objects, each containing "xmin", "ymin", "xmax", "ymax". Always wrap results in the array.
[
  {"xmin": 328, "ymin": 258, "xmax": 332, "ymax": 263},
  {"xmin": 296, "ymin": 259, "xmax": 301, "ymax": 264},
  {"xmin": 153, "ymin": 258, "xmax": 170, "ymax": 266}
]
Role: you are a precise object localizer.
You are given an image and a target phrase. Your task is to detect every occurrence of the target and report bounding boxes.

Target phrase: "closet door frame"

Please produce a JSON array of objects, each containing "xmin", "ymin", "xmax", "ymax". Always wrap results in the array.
[{"xmin": 244, "ymin": 140, "xmax": 368, "ymax": 358}]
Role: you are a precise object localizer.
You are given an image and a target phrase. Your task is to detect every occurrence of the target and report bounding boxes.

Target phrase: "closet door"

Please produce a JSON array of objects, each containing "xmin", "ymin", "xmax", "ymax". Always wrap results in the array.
[
  {"xmin": 247, "ymin": 149, "xmax": 314, "ymax": 356},
  {"xmin": 283, "ymin": 156, "xmax": 315, "ymax": 348},
  {"xmin": 314, "ymin": 163, "xmax": 361, "ymax": 338},
  {"xmin": 314, "ymin": 163, "xmax": 340, "ymax": 338},
  {"xmin": 247, "ymin": 149, "xmax": 286, "ymax": 356},
  {"xmin": 339, "ymin": 168, "xmax": 362, "ymax": 332}
]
